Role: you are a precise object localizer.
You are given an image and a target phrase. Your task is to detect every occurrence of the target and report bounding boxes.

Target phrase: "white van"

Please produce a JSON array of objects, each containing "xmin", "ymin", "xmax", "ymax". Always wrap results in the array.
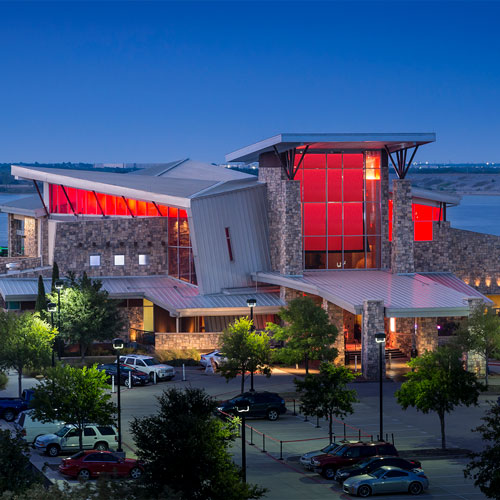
[{"xmin": 14, "ymin": 410, "xmax": 65, "ymax": 444}]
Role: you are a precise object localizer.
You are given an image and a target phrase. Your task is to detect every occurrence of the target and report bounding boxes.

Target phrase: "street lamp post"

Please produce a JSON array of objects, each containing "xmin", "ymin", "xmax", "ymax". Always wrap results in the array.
[
  {"xmin": 55, "ymin": 280, "xmax": 64, "ymax": 360},
  {"xmin": 235, "ymin": 399, "xmax": 250, "ymax": 483},
  {"xmin": 246, "ymin": 298, "xmax": 257, "ymax": 392},
  {"xmin": 113, "ymin": 337, "xmax": 125, "ymax": 453},
  {"xmin": 47, "ymin": 302, "xmax": 57, "ymax": 367},
  {"xmin": 375, "ymin": 332, "xmax": 386, "ymax": 441}
]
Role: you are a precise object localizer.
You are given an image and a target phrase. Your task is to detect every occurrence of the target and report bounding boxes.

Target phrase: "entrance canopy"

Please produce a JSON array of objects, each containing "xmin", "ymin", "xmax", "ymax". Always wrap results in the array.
[{"xmin": 253, "ymin": 270, "xmax": 491, "ymax": 318}]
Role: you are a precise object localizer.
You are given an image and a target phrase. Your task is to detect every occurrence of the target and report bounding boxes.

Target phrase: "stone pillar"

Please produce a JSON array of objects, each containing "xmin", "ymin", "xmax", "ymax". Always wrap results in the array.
[
  {"xmin": 380, "ymin": 150, "xmax": 391, "ymax": 269},
  {"xmin": 391, "ymin": 179, "xmax": 415, "ymax": 274},
  {"xmin": 259, "ymin": 152, "xmax": 302, "ymax": 276},
  {"xmin": 279, "ymin": 286, "xmax": 302, "ymax": 303},
  {"xmin": 322, "ymin": 299, "xmax": 345, "ymax": 365},
  {"xmin": 362, "ymin": 300, "xmax": 386, "ymax": 380},
  {"xmin": 466, "ymin": 298, "xmax": 486, "ymax": 376},
  {"xmin": 415, "ymin": 317, "xmax": 438, "ymax": 355}
]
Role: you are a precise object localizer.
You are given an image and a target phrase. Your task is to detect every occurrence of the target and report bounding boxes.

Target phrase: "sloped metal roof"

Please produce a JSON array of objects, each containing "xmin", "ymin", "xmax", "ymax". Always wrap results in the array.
[
  {"xmin": 252, "ymin": 270, "xmax": 491, "ymax": 318},
  {"xmin": 0, "ymin": 195, "xmax": 45, "ymax": 217},
  {"xmin": 0, "ymin": 275, "xmax": 284, "ymax": 317}
]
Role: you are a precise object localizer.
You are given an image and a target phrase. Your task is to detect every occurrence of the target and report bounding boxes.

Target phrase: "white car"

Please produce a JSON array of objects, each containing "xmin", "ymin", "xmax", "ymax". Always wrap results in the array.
[
  {"xmin": 119, "ymin": 354, "xmax": 175, "ymax": 381},
  {"xmin": 15, "ymin": 410, "xmax": 65, "ymax": 445},
  {"xmin": 200, "ymin": 350, "xmax": 227, "ymax": 369}
]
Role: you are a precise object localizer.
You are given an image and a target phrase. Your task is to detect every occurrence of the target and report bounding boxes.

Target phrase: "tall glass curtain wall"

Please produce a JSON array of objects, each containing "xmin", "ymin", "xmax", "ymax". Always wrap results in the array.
[
  {"xmin": 48, "ymin": 184, "xmax": 197, "ymax": 284},
  {"xmin": 295, "ymin": 151, "xmax": 381, "ymax": 270}
]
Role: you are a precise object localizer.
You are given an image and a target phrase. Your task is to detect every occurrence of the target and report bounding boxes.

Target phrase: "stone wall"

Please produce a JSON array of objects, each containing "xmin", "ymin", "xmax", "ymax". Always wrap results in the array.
[
  {"xmin": 259, "ymin": 152, "xmax": 302, "ymax": 276},
  {"xmin": 415, "ymin": 317, "xmax": 438, "ymax": 355},
  {"xmin": 52, "ymin": 218, "xmax": 168, "ymax": 277},
  {"xmin": 361, "ymin": 299, "xmax": 386, "ymax": 380},
  {"xmin": 380, "ymin": 151, "xmax": 391, "ymax": 269},
  {"xmin": 391, "ymin": 179, "xmax": 415, "ymax": 274},
  {"xmin": 322, "ymin": 299, "xmax": 345, "ymax": 364},
  {"xmin": 0, "ymin": 256, "xmax": 42, "ymax": 274},
  {"xmin": 155, "ymin": 332, "xmax": 223, "ymax": 351}
]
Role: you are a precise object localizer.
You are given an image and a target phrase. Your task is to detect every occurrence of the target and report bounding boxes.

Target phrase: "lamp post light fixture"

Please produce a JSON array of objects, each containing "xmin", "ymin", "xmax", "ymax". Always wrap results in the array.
[
  {"xmin": 55, "ymin": 280, "xmax": 64, "ymax": 360},
  {"xmin": 375, "ymin": 332, "xmax": 386, "ymax": 442},
  {"xmin": 246, "ymin": 298, "xmax": 257, "ymax": 392},
  {"xmin": 47, "ymin": 302, "xmax": 57, "ymax": 367},
  {"xmin": 235, "ymin": 399, "xmax": 250, "ymax": 483},
  {"xmin": 112, "ymin": 337, "xmax": 125, "ymax": 453}
]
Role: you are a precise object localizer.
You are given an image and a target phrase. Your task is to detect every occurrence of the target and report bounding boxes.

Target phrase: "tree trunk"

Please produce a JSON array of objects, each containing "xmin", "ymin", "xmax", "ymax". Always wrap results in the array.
[
  {"xmin": 305, "ymin": 354, "xmax": 309, "ymax": 375},
  {"xmin": 241, "ymin": 369, "xmax": 245, "ymax": 394},
  {"xmin": 439, "ymin": 411, "xmax": 446, "ymax": 450},
  {"xmin": 329, "ymin": 412, "xmax": 333, "ymax": 444},
  {"xmin": 80, "ymin": 343, "xmax": 86, "ymax": 361},
  {"xmin": 485, "ymin": 352, "xmax": 489, "ymax": 388},
  {"xmin": 17, "ymin": 367, "xmax": 23, "ymax": 398},
  {"xmin": 79, "ymin": 426, "xmax": 83, "ymax": 451}
]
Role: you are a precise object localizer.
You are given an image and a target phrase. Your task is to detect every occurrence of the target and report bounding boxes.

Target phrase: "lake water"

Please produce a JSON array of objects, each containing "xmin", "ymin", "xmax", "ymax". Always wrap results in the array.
[{"xmin": 0, "ymin": 193, "xmax": 499, "ymax": 247}]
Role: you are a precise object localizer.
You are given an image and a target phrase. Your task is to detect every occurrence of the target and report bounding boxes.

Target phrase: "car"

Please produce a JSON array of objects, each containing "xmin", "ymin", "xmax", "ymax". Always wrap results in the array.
[
  {"xmin": 14, "ymin": 410, "xmax": 65, "ymax": 445},
  {"xmin": 200, "ymin": 350, "xmax": 227, "ymax": 369},
  {"xmin": 311, "ymin": 441, "xmax": 399, "ymax": 479},
  {"xmin": 300, "ymin": 442, "xmax": 343, "ymax": 469},
  {"xmin": 34, "ymin": 424, "xmax": 118, "ymax": 457},
  {"xmin": 58, "ymin": 450, "xmax": 144, "ymax": 480},
  {"xmin": 335, "ymin": 456, "xmax": 422, "ymax": 484},
  {"xmin": 119, "ymin": 354, "xmax": 175, "ymax": 381},
  {"xmin": 342, "ymin": 465, "xmax": 429, "ymax": 497},
  {"xmin": 217, "ymin": 392, "xmax": 286, "ymax": 421},
  {"xmin": 97, "ymin": 363, "xmax": 150, "ymax": 387},
  {"xmin": 0, "ymin": 389, "xmax": 35, "ymax": 422}
]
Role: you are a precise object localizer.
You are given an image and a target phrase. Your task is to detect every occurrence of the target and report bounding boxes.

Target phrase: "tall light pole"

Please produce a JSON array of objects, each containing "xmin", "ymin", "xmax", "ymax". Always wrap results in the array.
[
  {"xmin": 235, "ymin": 399, "xmax": 250, "ymax": 483},
  {"xmin": 113, "ymin": 337, "xmax": 124, "ymax": 453},
  {"xmin": 247, "ymin": 298, "xmax": 257, "ymax": 392},
  {"xmin": 375, "ymin": 332, "xmax": 386, "ymax": 441},
  {"xmin": 47, "ymin": 302, "xmax": 57, "ymax": 367},
  {"xmin": 55, "ymin": 280, "xmax": 64, "ymax": 360}
]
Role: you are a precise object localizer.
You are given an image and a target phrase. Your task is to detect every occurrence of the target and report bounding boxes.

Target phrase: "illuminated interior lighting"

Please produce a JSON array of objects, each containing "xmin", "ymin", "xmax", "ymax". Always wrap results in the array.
[{"xmin": 389, "ymin": 317, "xmax": 396, "ymax": 332}]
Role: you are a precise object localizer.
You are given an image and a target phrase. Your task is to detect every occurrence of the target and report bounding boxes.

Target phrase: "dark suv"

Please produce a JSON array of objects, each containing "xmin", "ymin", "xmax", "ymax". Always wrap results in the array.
[
  {"xmin": 217, "ymin": 392, "xmax": 286, "ymax": 421},
  {"xmin": 311, "ymin": 442, "xmax": 398, "ymax": 479}
]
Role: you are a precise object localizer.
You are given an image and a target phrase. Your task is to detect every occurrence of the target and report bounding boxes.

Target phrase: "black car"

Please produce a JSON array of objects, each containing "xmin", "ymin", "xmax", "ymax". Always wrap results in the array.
[
  {"xmin": 335, "ymin": 456, "xmax": 422, "ymax": 484},
  {"xmin": 97, "ymin": 363, "xmax": 150, "ymax": 387},
  {"xmin": 217, "ymin": 392, "xmax": 287, "ymax": 421}
]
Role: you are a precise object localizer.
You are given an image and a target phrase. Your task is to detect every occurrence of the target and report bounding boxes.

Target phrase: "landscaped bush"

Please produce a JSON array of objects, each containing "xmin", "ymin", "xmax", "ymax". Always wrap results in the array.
[
  {"xmin": 155, "ymin": 348, "xmax": 201, "ymax": 366},
  {"xmin": 0, "ymin": 372, "xmax": 7, "ymax": 390}
]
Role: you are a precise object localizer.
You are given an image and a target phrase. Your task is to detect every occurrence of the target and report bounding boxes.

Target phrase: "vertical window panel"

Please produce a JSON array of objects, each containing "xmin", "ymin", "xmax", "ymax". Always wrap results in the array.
[
  {"xmin": 365, "ymin": 202, "xmax": 381, "ymax": 235},
  {"xmin": 87, "ymin": 191, "xmax": 97, "ymax": 215},
  {"xmin": 327, "ymin": 169, "xmax": 342, "ymax": 202},
  {"xmin": 136, "ymin": 201, "xmax": 147, "ymax": 216},
  {"xmin": 414, "ymin": 221, "xmax": 433, "ymax": 241},
  {"xmin": 127, "ymin": 198, "xmax": 137, "ymax": 216},
  {"xmin": 343, "ymin": 153, "xmax": 363, "ymax": 169},
  {"xmin": 168, "ymin": 247, "xmax": 178, "ymax": 278},
  {"xmin": 303, "ymin": 153, "xmax": 325, "ymax": 169},
  {"xmin": 366, "ymin": 236, "xmax": 381, "ymax": 268},
  {"xmin": 343, "ymin": 203, "xmax": 364, "ymax": 235},
  {"xmin": 303, "ymin": 203, "xmax": 326, "ymax": 235},
  {"xmin": 303, "ymin": 169, "xmax": 326, "ymax": 202},
  {"xmin": 327, "ymin": 154, "xmax": 342, "ymax": 169},
  {"xmin": 343, "ymin": 169, "xmax": 364, "ymax": 202},
  {"xmin": 115, "ymin": 196, "xmax": 127, "ymax": 216},
  {"xmin": 327, "ymin": 203, "xmax": 342, "ymax": 236}
]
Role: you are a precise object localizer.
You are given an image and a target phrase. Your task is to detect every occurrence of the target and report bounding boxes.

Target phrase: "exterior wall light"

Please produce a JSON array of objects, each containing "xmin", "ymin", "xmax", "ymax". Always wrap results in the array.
[
  {"xmin": 55, "ymin": 280, "xmax": 64, "ymax": 290},
  {"xmin": 375, "ymin": 332, "xmax": 386, "ymax": 343},
  {"xmin": 47, "ymin": 302, "xmax": 57, "ymax": 313},
  {"xmin": 246, "ymin": 298, "xmax": 257, "ymax": 308}
]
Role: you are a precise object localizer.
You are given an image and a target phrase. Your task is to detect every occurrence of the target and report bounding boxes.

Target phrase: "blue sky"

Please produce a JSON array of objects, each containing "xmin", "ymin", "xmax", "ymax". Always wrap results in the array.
[{"xmin": 0, "ymin": 1, "xmax": 499, "ymax": 163}]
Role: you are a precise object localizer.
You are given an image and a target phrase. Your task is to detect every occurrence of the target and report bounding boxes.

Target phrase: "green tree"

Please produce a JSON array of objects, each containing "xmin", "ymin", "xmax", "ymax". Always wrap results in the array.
[
  {"xmin": 0, "ymin": 372, "xmax": 7, "ymax": 391},
  {"xmin": 30, "ymin": 364, "xmax": 116, "ymax": 451},
  {"xmin": 464, "ymin": 403, "xmax": 500, "ymax": 499},
  {"xmin": 219, "ymin": 318, "xmax": 271, "ymax": 393},
  {"xmin": 130, "ymin": 387, "xmax": 266, "ymax": 500},
  {"xmin": 34, "ymin": 275, "xmax": 47, "ymax": 316},
  {"xmin": 295, "ymin": 362, "xmax": 358, "ymax": 445},
  {"xmin": 51, "ymin": 261, "xmax": 60, "ymax": 292},
  {"xmin": 48, "ymin": 274, "xmax": 123, "ymax": 360},
  {"xmin": 396, "ymin": 346, "xmax": 484, "ymax": 449},
  {"xmin": 0, "ymin": 429, "xmax": 37, "ymax": 494},
  {"xmin": 268, "ymin": 297, "xmax": 338, "ymax": 374},
  {"xmin": 453, "ymin": 306, "xmax": 500, "ymax": 387},
  {"xmin": 0, "ymin": 312, "xmax": 55, "ymax": 396}
]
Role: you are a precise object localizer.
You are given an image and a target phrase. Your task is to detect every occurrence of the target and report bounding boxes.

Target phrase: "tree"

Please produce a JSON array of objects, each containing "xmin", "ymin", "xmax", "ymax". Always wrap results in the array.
[
  {"xmin": 269, "ymin": 297, "xmax": 338, "ymax": 374},
  {"xmin": 464, "ymin": 403, "xmax": 500, "ymax": 499},
  {"xmin": 51, "ymin": 261, "xmax": 60, "ymax": 292},
  {"xmin": 0, "ymin": 312, "xmax": 55, "ymax": 397},
  {"xmin": 294, "ymin": 363, "xmax": 358, "ymax": 444},
  {"xmin": 48, "ymin": 273, "xmax": 123, "ymax": 360},
  {"xmin": 453, "ymin": 306, "xmax": 500, "ymax": 387},
  {"xmin": 396, "ymin": 346, "xmax": 484, "ymax": 449},
  {"xmin": 0, "ymin": 429, "xmax": 37, "ymax": 494},
  {"xmin": 34, "ymin": 275, "xmax": 47, "ymax": 316},
  {"xmin": 219, "ymin": 318, "xmax": 271, "ymax": 393},
  {"xmin": 130, "ymin": 387, "xmax": 266, "ymax": 500},
  {"xmin": 30, "ymin": 364, "xmax": 116, "ymax": 451}
]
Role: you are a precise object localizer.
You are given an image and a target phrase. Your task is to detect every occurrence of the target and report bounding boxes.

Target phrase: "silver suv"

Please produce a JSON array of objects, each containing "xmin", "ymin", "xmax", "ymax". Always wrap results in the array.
[
  {"xmin": 34, "ymin": 424, "xmax": 118, "ymax": 457},
  {"xmin": 120, "ymin": 355, "xmax": 175, "ymax": 381}
]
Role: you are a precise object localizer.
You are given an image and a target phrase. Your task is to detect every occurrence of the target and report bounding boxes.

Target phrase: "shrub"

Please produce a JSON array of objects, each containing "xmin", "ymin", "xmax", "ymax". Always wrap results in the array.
[
  {"xmin": 0, "ymin": 372, "xmax": 7, "ymax": 390},
  {"xmin": 155, "ymin": 349, "xmax": 201, "ymax": 366}
]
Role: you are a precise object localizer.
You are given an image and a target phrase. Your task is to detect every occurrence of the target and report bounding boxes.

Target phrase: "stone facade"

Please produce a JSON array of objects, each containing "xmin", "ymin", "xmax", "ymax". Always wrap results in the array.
[
  {"xmin": 155, "ymin": 332, "xmax": 223, "ymax": 351},
  {"xmin": 259, "ymin": 152, "xmax": 302, "ymax": 276},
  {"xmin": 0, "ymin": 256, "xmax": 42, "ymax": 274},
  {"xmin": 391, "ymin": 179, "xmax": 415, "ymax": 274},
  {"xmin": 361, "ymin": 299, "xmax": 386, "ymax": 380},
  {"xmin": 465, "ymin": 298, "xmax": 487, "ymax": 376},
  {"xmin": 380, "ymin": 150, "xmax": 391, "ymax": 269},
  {"xmin": 52, "ymin": 217, "xmax": 168, "ymax": 277},
  {"xmin": 415, "ymin": 317, "xmax": 438, "ymax": 355},
  {"xmin": 321, "ymin": 299, "xmax": 345, "ymax": 364},
  {"xmin": 279, "ymin": 286, "xmax": 303, "ymax": 303}
]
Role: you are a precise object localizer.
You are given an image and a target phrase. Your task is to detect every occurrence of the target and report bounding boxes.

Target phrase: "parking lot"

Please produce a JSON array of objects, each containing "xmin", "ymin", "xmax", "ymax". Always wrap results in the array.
[{"xmin": 2, "ymin": 366, "xmax": 494, "ymax": 499}]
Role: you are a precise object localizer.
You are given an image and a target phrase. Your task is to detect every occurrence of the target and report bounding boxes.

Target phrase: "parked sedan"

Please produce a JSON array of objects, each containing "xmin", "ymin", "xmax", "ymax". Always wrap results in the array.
[
  {"xmin": 200, "ymin": 350, "xmax": 227, "ymax": 369},
  {"xmin": 217, "ymin": 392, "xmax": 286, "ymax": 421},
  {"xmin": 300, "ymin": 442, "xmax": 342, "ymax": 469},
  {"xmin": 58, "ymin": 450, "xmax": 144, "ymax": 480},
  {"xmin": 342, "ymin": 466, "xmax": 429, "ymax": 497},
  {"xmin": 97, "ymin": 363, "xmax": 149, "ymax": 387}
]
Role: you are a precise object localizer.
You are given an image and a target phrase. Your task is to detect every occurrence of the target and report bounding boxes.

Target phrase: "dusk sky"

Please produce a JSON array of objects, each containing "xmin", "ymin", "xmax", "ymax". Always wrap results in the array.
[{"xmin": 1, "ymin": 1, "xmax": 499, "ymax": 164}]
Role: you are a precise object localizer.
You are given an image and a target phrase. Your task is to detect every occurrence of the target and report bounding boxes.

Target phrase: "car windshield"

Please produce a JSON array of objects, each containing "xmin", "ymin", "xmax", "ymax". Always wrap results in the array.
[
  {"xmin": 70, "ymin": 451, "xmax": 85, "ymax": 459},
  {"xmin": 321, "ymin": 444, "xmax": 338, "ymax": 453},
  {"xmin": 143, "ymin": 359, "xmax": 159, "ymax": 366},
  {"xmin": 370, "ymin": 468, "xmax": 387, "ymax": 479},
  {"xmin": 356, "ymin": 458, "xmax": 375, "ymax": 468},
  {"xmin": 55, "ymin": 426, "xmax": 72, "ymax": 437},
  {"xmin": 333, "ymin": 445, "xmax": 348, "ymax": 456}
]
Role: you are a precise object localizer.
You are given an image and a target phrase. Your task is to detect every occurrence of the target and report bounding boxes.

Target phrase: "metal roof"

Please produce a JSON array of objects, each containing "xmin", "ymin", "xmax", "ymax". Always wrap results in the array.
[
  {"xmin": 0, "ymin": 275, "xmax": 284, "ymax": 317},
  {"xmin": 0, "ymin": 195, "xmax": 45, "ymax": 217},
  {"xmin": 390, "ymin": 186, "xmax": 461, "ymax": 207},
  {"xmin": 252, "ymin": 270, "xmax": 490, "ymax": 318},
  {"xmin": 226, "ymin": 133, "xmax": 436, "ymax": 163}
]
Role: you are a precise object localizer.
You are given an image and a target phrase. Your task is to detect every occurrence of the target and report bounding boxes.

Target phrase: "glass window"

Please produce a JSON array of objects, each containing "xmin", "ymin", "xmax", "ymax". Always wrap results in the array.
[
  {"xmin": 97, "ymin": 426, "xmax": 116, "ymax": 436},
  {"xmin": 304, "ymin": 204, "xmax": 326, "ymax": 235},
  {"xmin": 83, "ymin": 427, "xmax": 96, "ymax": 437},
  {"xmin": 84, "ymin": 453, "xmax": 102, "ymax": 462},
  {"xmin": 90, "ymin": 255, "xmax": 100, "ymax": 266},
  {"xmin": 114, "ymin": 255, "xmax": 125, "ymax": 266},
  {"xmin": 138, "ymin": 254, "xmax": 149, "ymax": 266}
]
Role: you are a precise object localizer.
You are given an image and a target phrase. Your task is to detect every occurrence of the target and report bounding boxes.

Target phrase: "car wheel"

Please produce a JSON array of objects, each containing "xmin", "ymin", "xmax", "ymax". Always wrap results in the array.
[
  {"xmin": 409, "ymin": 481, "xmax": 423, "ymax": 495},
  {"xmin": 47, "ymin": 444, "xmax": 60, "ymax": 457},
  {"xmin": 357, "ymin": 485, "xmax": 372, "ymax": 497},
  {"xmin": 322, "ymin": 467, "xmax": 336, "ymax": 480},
  {"xmin": 267, "ymin": 409, "xmax": 279, "ymax": 421},
  {"xmin": 124, "ymin": 378, "xmax": 131, "ymax": 388},
  {"xmin": 130, "ymin": 467, "xmax": 142, "ymax": 479},
  {"xmin": 78, "ymin": 469, "xmax": 91, "ymax": 481},
  {"xmin": 95, "ymin": 442, "xmax": 108, "ymax": 451},
  {"xmin": 3, "ymin": 409, "xmax": 16, "ymax": 422}
]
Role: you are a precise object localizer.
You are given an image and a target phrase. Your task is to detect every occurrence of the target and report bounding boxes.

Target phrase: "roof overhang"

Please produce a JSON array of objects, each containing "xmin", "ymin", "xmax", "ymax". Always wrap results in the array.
[
  {"xmin": 226, "ymin": 133, "xmax": 436, "ymax": 163},
  {"xmin": 390, "ymin": 186, "xmax": 461, "ymax": 207}
]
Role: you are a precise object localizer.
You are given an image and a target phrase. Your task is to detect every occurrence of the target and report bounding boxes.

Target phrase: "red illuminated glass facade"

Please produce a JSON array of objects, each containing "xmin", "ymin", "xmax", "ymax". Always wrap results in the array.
[
  {"xmin": 296, "ymin": 151, "xmax": 381, "ymax": 269},
  {"xmin": 388, "ymin": 200, "xmax": 443, "ymax": 241},
  {"xmin": 48, "ymin": 184, "xmax": 196, "ymax": 284}
]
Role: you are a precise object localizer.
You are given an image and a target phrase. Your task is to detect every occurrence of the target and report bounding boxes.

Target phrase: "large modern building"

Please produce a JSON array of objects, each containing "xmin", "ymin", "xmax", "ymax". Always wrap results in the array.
[{"xmin": 1, "ymin": 134, "xmax": 499, "ymax": 379}]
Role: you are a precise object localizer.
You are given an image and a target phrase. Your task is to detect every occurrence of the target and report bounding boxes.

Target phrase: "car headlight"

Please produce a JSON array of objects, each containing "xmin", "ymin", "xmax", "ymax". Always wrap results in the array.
[
  {"xmin": 311, "ymin": 459, "xmax": 319, "ymax": 466},
  {"xmin": 216, "ymin": 407, "xmax": 224, "ymax": 411}
]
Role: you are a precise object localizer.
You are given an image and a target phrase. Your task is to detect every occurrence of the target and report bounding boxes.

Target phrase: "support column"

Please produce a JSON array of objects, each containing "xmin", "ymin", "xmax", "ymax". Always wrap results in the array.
[
  {"xmin": 415, "ymin": 317, "xmax": 438, "ymax": 355},
  {"xmin": 466, "ymin": 298, "xmax": 486, "ymax": 376},
  {"xmin": 362, "ymin": 300, "xmax": 386, "ymax": 380},
  {"xmin": 322, "ymin": 299, "xmax": 345, "ymax": 365},
  {"xmin": 391, "ymin": 179, "xmax": 415, "ymax": 274},
  {"xmin": 279, "ymin": 286, "xmax": 302, "ymax": 303}
]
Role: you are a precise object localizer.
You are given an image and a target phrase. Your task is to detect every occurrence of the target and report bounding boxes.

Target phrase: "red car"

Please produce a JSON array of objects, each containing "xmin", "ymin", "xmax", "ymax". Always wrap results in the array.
[{"xmin": 58, "ymin": 450, "xmax": 144, "ymax": 480}]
